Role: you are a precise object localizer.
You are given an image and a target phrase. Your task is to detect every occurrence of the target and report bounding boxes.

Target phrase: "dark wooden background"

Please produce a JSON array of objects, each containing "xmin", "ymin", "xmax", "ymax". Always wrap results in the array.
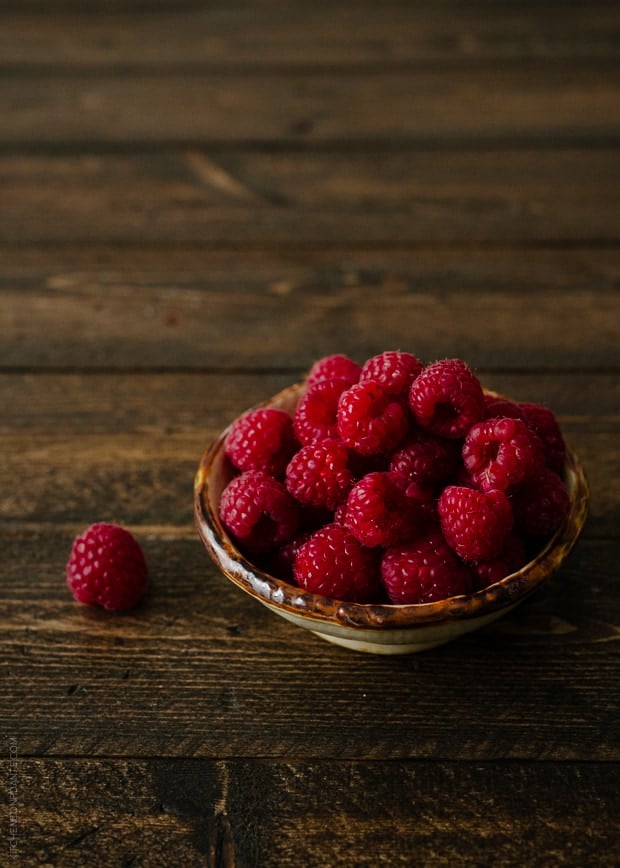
[{"xmin": 1, "ymin": 1, "xmax": 619, "ymax": 865}]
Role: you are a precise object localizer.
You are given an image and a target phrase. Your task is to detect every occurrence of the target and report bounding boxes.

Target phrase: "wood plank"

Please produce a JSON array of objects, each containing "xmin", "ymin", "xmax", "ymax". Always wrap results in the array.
[
  {"xmin": 1, "ymin": 531, "xmax": 618, "ymax": 760},
  {"xmin": 1, "ymin": 149, "xmax": 618, "ymax": 244},
  {"xmin": 2, "ymin": 249, "xmax": 619, "ymax": 371},
  {"xmin": 1, "ymin": 66, "xmax": 618, "ymax": 145},
  {"xmin": 0, "ymin": 371, "xmax": 617, "ymax": 535},
  {"xmin": 10, "ymin": 759, "xmax": 619, "ymax": 866},
  {"xmin": 2, "ymin": 6, "xmax": 618, "ymax": 67}
]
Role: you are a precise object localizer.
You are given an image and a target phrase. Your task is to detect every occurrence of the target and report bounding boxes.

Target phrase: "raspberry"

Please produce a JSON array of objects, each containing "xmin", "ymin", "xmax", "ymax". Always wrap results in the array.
[
  {"xmin": 390, "ymin": 429, "xmax": 460, "ymax": 486},
  {"xmin": 306, "ymin": 354, "xmax": 362, "ymax": 388},
  {"xmin": 225, "ymin": 407, "xmax": 297, "ymax": 477},
  {"xmin": 66, "ymin": 523, "xmax": 148, "ymax": 611},
  {"xmin": 409, "ymin": 358, "xmax": 485, "ymax": 439},
  {"xmin": 285, "ymin": 438, "xmax": 354, "ymax": 511},
  {"xmin": 519, "ymin": 402, "xmax": 567, "ymax": 474},
  {"xmin": 381, "ymin": 529, "xmax": 473, "ymax": 604},
  {"xmin": 294, "ymin": 377, "xmax": 351, "ymax": 445},
  {"xmin": 219, "ymin": 471, "xmax": 300, "ymax": 553},
  {"xmin": 483, "ymin": 396, "xmax": 524, "ymax": 420},
  {"xmin": 266, "ymin": 531, "xmax": 312, "ymax": 582},
  {"xmin": 359, "ymin": 350, "xmax": 424, "ymax": 399},
  {"xmin": 293, "ymin": 523, "xmax": 381, "ymax": 603},
  {"xmin": 344, "ymin": 471, "xmax": 419, "ymax": 548},
  {"xmin": 462, "ymin": 417, "xmax": 544, "ymax": 492},
  {"xmin": 471, "ymin": 532, "xmax": 528, "ymax": 590},
  {"xmin": 511, "ymin": 467, "xmax": 570, "ymax": 538},
  {"xmin": 337, "ymin": 380, "xmax": 409, "ymax": 456},
  {"xmin": 438, "ymin": 486, "xmax": 513, "ymax": 561}
]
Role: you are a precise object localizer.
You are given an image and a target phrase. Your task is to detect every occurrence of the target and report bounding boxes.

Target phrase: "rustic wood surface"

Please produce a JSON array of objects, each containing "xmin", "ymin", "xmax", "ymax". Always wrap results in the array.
[{"xmin": 1, "ymin": 2, "xmax": 619, "ymax": 866}]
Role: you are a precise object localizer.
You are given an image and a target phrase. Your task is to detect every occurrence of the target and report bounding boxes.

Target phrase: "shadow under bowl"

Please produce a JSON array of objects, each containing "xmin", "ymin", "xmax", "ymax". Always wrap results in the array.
[{"xmin": 194, "ymin": 383, "xmax": 590, "ymax": 654}]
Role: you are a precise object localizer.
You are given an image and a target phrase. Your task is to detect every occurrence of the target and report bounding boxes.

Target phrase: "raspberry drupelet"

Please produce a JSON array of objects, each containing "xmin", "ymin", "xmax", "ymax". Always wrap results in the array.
[
  {"xmin": 337, "ymin": 380, "xmax": 409, "ymax": 456},
  {"xmin": 390, "ymin": 428, "xmax": 460, "ymax": 487},
  {"xmin": 219, "ymin": 471, "xmax": 300, "ymax": 553},
  {"xmin": 462, "ymin": 416, "xmax": 544, "ymax": 493},
  {"xmin": 293, "ymin": 523, "xmax": 381, "ymax": 603},
  {"xmin": 343, "ymin": 471, "xmax": 420, "ymax": 548},
  {"xmin": 381, "ymin": 529, "xmax": 473, "ymax": 604},
  {"xmin": 511, "ymin": 467, "xmax": 570, "ymax": 538},
  {"xmin": 438, "ymin": 485, "xmax": 513, "ymax": 562},
  {"xmin": 66, "ymin": 523, "xmax": 148, "ymax": 611},
  {"xmin": 359, "ymin": 350, "xmax": 424, "ymax": 399},
  {"xmin": 294, "ymin": 377, "xmax": 352, "ymax": 445},
  {"xmin": 519, "ymin": 402, "xmax": 567, "ymax": 474},
  {"xmin": 285, "ymin": 438, "xmax": 354, "ymax": 511},
  {"xmin": 225, "ymin": 407, "xmax": 297, "ymax": 478},
  {"xmin": 306, "ymin": 354, "xmax": 362, "ymax": 388},
  {"xmin": 409, "ymin": 358, "xmax": 485, "ymax": 439}
]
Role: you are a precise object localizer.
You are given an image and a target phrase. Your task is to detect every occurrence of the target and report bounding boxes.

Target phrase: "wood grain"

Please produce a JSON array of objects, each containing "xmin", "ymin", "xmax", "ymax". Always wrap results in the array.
[
  {"xmin": 2, "ymin": 66, "xmax": 618, "ymax": 146},
  {"xmin": 1, "ymin": 149, "xmax": 618, "ymax": 243},
  {"xmin": 1, "ymin": 533, "xmax": 618, "ymax": 762},
  {"xmin": 2, "ymin": 6, "xmax": 618, "ymax": 67},
  {"xmin": 0, "ymin": 372, "xmax": 617, "ymax": 534},
  {"xmin": 2, "ymin": 249, "xmax": 619, "ymax": 371},
  {"xmin": 10, "ymin": 759, "xmax": 619, "ymax": 866}
]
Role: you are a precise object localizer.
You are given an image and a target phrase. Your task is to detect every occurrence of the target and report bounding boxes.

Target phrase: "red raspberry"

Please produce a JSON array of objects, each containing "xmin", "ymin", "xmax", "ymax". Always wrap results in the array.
[
  {"xmin": 219, "ymin": 471, "xmax": 300, "ymax": 553},
  {"xmin": 511, "ymin": 467, "xmax": 571, "ymax": 538},
  {"xmin": 462, "ymin": 417, "xmax": 544, "ymax": 492},
  {"xmin": 438, "ymin": 486, "xmax": 513, "ymax": 561},
  {"xmin": 390, "ymin": 429, "xmax": 460, "ymax": 486},
  {"xmin": 293, "ymin": 523, "xmax": 381, "ymax": 603},
  {"xmin": 471, "ymin": 532, "xmax": 528, "ymax": 590},
  {"xmin": 409, "ymin": 358, "xmax": 485, "ymax": 439},
  {"xmin": 66, "ymin": 523, "xmax": 148, "ymax": 611},
  {"xmin": 225, "ymin": 407, "xmax": 297, "ymax": 477},
  {"xmin": 337, "ymin": 380, "xmax": 409, "ymax": 456},
  {"xmin": 294, "ymin": 377, "xmax": 351, "ymax": 445},
  {"xmin": 306, "ymin": 354, "xmax": 362, "ymax": 388},
  {"xmin": 359, "ymin": 350, "xmax": 424, "ymax": 399},
  {"xmin": 381, "ymin": 529, "xmax": 473, "ymax": 604},
  {"xmin": 519, "ymin": 402, "xmax": 567, "ymax": 474},
  {"xmin": 285, "ymin": 438, "xmax": 354, "ymax": 511},
  {"xmin": 265, "ymin": 531, "xmax": 312, "ymax": 582},
  {"xmin": 483, "ymin": 396, "xmax": 524, "ymax": 420},
  {"xmin": 344, "ymin": 471, "xmax": 420, "ymax": 548}
]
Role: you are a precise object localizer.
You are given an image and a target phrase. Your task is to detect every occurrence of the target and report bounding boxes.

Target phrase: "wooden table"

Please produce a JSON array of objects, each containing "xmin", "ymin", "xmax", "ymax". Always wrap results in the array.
[{"xmin": 2, "ymin": 2, "xmax": 619, "ymax": 865}]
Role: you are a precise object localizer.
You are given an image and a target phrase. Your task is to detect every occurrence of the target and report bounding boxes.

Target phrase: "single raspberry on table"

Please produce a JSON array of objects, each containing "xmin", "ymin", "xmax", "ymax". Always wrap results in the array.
[
  {"xmin": 409, "ymin": 358, "xmax": 485, "ymax": 439},
  {"xmin": 462, "ymin": 416, "xmax": 544, "ymax": 492},
  {"xmin": 219, "ymin": 471, "xmax": 300, "ymax": 553},
  {"xmin": 359, "ymin": 350, "xmax": 424, "ymax": 399},
  {"xmin": 337, "ymin": 380, "xmax": 409, "ymax": 456},
  {"xmin": 381, "ymin": 529, "xmax": 473, "ymax": 604},
  {"xmin": 438, "ymin": 486, "xmax": 513, "ymax": 562},
  {"xmin": 511, "ymin": 467, "xmax": 571, "ymax": 538},
  {"xmin": 225, "ymin": 407, "xmax": 297, "ymax": 477},
  {"xmin": 470, "ymin": 532, "xmax": 528, "ymax": 590},
  {"xmin": 66, "ymin": 523, "xmax": 148, "ymax": 611},
  {"xmin": 343, "ymin": 471, "xmax": 420, "ymax": 548},
  {"xmin": 306, "ymin": 354, "xmax": 362, "ymax": 388},
  {"xmin": 285, "ymin": 438, "xmax": 354, "ymax": 511},
  {"xmin": 390, "ymin": 428, "xmax": 460, "ymax": 487},
  {"xmin": 293, "ymin": 523, "xmax": 381, "ymax": 603},
  {"xmin": 519, "ymin": 402, "xmax": 567, "ymax": 474},
  {"xmin": 294, "ymin": 377, "xmax": 352, "ymax": 445}
]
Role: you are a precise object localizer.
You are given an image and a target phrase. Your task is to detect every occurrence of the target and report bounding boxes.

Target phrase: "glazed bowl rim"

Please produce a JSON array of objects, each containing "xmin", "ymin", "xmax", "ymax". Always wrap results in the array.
[{"xmin": 194, "ymin": 382, "xmax": 589, "ymax": 632}]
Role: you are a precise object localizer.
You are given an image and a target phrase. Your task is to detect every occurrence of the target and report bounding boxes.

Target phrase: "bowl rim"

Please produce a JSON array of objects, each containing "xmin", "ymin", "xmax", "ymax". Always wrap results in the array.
[{"xmin": 194, "ymin": 382, "xmax": 590, "ymax": 632}]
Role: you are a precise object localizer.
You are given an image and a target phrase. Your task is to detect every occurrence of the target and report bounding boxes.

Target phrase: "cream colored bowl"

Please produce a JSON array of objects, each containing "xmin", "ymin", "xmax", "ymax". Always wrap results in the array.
[{"xmin": 194, "ymin": 383, "xmax": 589, "ymax": 654}]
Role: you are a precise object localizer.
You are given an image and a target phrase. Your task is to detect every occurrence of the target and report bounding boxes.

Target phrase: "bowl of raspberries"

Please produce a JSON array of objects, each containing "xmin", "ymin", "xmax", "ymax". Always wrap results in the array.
[{"xmin": 194, "ymin": 352, "xmax": 589, "ymax": 654}]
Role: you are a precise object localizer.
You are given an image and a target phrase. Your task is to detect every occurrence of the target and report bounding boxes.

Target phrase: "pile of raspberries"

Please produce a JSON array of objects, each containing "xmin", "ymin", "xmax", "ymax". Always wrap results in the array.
[{"xmin": 218, "ymin": 352, "xmax": 570, "ymax": 605}]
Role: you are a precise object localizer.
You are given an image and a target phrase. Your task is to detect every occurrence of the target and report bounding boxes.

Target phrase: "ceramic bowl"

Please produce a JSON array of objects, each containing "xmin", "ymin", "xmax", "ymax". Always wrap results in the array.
[{"xmin": 194, "ymin": 383, "xmax": 589, "ymax": 654}]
